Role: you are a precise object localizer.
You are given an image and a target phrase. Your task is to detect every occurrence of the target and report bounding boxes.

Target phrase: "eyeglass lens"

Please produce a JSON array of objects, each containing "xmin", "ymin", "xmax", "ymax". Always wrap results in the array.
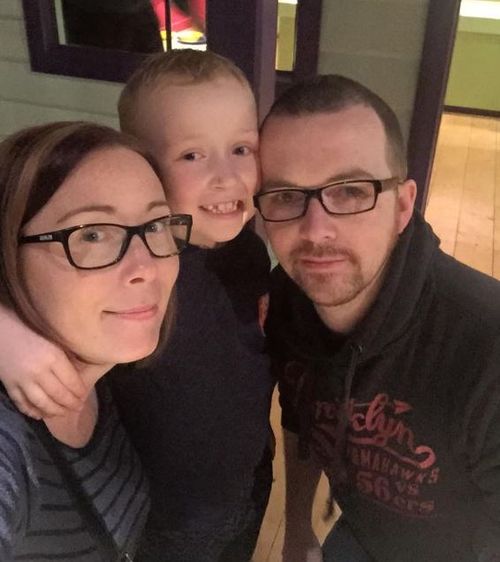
[
  {"xmin": 68, "ymin": 218, "xmax": 188, "ymax": 268},
  {"xmin": 261, "ymin": 181, "xmax": 377, "ymax": 221}
]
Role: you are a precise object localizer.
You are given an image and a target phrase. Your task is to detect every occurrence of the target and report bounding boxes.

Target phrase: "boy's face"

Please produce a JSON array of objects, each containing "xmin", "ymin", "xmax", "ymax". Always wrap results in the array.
[{"xmin": 138, "ymin": 76, "xmax": 259, "ymax": 247}]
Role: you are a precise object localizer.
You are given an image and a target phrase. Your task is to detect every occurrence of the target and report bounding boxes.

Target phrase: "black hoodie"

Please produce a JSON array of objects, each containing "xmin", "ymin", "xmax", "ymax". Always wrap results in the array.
[{"xmin": 267, "ymin": 212, "xmax": 500, "ymax": 561}]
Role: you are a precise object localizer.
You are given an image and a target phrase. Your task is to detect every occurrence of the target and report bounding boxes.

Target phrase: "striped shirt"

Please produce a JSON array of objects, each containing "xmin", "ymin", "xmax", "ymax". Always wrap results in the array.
[{"xmin": 0, "ymin": 383, "xmax": 149, "ymax": 561}]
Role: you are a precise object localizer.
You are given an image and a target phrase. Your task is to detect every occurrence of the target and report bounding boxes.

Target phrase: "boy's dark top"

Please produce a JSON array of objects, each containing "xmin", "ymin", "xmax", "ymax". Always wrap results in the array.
[
  {"xmin": 0, "ymin": 382, "xmax": 149, "ymax": 561},
  {"xmin": 267, "ymin": 212, "xmax": 500, "ymax": 562},
  {"xmin": 110, "ymin": 227, "xmax": 274, "ymax": 559}
]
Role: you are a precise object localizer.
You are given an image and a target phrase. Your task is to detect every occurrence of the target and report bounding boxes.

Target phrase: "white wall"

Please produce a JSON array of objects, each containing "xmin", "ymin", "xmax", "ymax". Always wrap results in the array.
[
  {"xmin": 0, "ymin": 0, "xmax": 121, "ymax": 141},
  {"xmin": 318, "ymin": 0, "xmax": 430, "ymax": 140}
]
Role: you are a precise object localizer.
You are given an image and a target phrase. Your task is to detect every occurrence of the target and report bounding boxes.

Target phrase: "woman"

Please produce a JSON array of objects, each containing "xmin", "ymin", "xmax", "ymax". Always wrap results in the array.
[{"xmin": 0, "ymin": 121, "xmax": 191, "ymax": 561}]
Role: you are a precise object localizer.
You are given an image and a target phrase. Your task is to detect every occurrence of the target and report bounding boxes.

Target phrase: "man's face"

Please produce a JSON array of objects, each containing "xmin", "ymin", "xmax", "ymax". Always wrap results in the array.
[{"xmin": 260, "ymin": 105, "xmax": 416, "ymax": 310}]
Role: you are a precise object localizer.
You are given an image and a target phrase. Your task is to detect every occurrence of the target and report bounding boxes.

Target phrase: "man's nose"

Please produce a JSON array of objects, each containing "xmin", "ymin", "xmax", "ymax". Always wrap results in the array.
[{"xmin": 298, "ymin": 197, "xmax": 338, "ymax": 242}]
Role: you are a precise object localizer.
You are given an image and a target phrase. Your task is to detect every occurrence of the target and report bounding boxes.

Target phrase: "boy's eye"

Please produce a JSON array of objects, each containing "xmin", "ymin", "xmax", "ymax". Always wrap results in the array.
[
  {"xmin": 181, "ymin": 152, "xmax": 202, "ymax": 161},
  {"xmin": 233, "ymin": 145, "xmax": 252, "ymax": 156}
]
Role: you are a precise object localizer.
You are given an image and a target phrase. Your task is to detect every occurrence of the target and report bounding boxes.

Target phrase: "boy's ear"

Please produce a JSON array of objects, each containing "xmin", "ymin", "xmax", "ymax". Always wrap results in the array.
[{"xmin": 396, "ymin": 179, "xmax": 417, "ymax": 234}]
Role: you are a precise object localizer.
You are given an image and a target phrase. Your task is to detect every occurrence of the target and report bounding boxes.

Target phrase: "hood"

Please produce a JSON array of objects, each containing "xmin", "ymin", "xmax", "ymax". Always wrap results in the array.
[{"xmin": 267, "ymin": 212, "xmax": 441, "ymax": 487}]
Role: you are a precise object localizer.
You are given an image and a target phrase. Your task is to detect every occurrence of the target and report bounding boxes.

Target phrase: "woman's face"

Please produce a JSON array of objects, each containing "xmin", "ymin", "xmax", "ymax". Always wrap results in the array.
[{"xmin": 20, "ymin": 146, "xmax": 178, "ymax": 367}]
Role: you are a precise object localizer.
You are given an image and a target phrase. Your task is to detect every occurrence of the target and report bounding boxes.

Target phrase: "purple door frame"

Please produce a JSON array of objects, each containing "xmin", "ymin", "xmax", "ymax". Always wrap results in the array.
[
  {"xmin": 407, "ymin": 0, "xmax": 461, "ymax": 210},
  {"xmin": 206, "ymin": 0, "xmax": 278, "ymax": 119}
]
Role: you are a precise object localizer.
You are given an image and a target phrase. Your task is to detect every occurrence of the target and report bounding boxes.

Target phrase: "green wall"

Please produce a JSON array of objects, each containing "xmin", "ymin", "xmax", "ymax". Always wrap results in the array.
[
  {"xmin": 445, "ymin": 14, "xmax": 500, "ymax": 112},
  {"xmin": 0, "ymin": 1, "xmax": 121, "ymax": 141},
  {"xmin": 317, "ymin": 0, "xmax": 430, "ymax": 141}
]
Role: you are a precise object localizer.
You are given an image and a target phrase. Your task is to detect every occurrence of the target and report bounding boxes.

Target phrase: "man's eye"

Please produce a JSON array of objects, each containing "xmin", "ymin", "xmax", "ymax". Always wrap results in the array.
[
  {"xmin": 345, "ymin": 186, "xmax": 365, "ymax": 198},
  {"xmin": 270, "ymin": 191, "xmax": 302, "ymax": 205},
  {"xmin": 332, "ymin": 185, "xmax": 370, "ymax": 199}
]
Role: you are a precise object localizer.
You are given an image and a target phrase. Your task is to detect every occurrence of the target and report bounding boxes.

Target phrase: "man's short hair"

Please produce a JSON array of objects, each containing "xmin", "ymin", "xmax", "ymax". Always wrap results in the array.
[
  {"xmin": 119, "ymin": 49, "xmax": 251, "ymax": 135},
  {"xmin": 264, "ymin": 75, "xmax": 407, "ymax": 179}
]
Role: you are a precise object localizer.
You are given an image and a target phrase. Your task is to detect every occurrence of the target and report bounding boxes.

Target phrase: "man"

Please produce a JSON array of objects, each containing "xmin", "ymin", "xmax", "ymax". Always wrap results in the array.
[{"xmin": 254, "ymin": 75, "xmax": 500, "ymax": 562}]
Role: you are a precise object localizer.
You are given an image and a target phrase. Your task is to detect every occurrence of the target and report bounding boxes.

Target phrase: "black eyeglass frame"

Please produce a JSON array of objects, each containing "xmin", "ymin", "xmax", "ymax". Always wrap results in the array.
[
  {"xmin": 19, "ymin": 214, "xmax": 193, "ymax": 270},
  {"xmin": 253, "ymin": 177, "xmax": 401, "ymax": 222}
]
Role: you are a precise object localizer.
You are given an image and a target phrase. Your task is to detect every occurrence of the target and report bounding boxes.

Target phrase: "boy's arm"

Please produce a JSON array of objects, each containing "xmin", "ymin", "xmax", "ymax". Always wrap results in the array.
[
  {"xmin": 282, "ymin": 429, "xmax": 323, "ymax": 562},
  {"xmin": 0, "ymin": 305, "xmax": 85, "ymax": 418}
]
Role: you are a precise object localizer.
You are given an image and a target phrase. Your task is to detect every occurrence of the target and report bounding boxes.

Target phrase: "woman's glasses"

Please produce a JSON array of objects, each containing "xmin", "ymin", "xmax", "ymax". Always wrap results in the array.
[{"xmin": 19, "ymin": 214, "xmax": 192, "ymax": 270}]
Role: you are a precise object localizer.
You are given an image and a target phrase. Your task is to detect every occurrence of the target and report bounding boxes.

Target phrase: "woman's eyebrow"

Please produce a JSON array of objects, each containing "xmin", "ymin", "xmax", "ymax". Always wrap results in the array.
[
  {"xmin": 56, "ymin": 200, "xmax": 170, "ymax": 224},
  {"xmin": 147, "ymin": 200, "xmax": 171, "ymax": 211},
  {"xmin": 56, "ymin": 205, "xmax": 114, "ymax": 224}
]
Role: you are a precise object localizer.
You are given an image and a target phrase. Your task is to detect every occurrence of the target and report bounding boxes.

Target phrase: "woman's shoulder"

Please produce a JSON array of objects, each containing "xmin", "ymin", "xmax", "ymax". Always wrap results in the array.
[
  {"xmin": 0, "ymin": 391, "xmax": 32, "ymax": 442},
  {"xmin": 0, "ymin": 391, "xmax": 36, "ymax": 549},
  {"xmin": 0, "ymin": 391, "xmax": 38, "ymax": 477}
]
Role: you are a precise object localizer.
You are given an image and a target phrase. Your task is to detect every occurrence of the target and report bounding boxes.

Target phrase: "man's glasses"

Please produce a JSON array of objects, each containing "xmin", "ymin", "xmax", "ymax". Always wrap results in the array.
[
  {"xmin": 19, "ymin": 214, "xmax": 192, "ymax": 270},
  {"xmin": 254, "ymin": 178, "xmax": 400, "ymax": 222}
]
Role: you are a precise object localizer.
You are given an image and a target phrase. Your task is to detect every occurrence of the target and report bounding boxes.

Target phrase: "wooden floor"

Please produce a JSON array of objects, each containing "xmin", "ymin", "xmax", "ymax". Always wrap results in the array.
[
  {"xmin": 252, "ymin": 389, "xmax": 337, "ymax": 562},
  {"xmin": 425, "ymin": 113, "xmax": 500, "ymax": 280},
  {"xmin": 252, "ymin": 112, "xmax": 500, "ymax": 562}
]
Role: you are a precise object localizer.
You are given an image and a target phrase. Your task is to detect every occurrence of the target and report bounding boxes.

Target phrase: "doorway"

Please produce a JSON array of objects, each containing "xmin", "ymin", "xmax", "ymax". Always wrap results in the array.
[{"xmin": 425, "ymin": 0, "xmax": 500, "ymax": 280}]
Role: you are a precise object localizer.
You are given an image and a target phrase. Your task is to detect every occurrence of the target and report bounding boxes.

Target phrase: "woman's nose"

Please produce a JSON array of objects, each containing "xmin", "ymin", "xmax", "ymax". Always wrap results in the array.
[{"xmin": 120, "ymin": 234, "xmax": 158, "ymax": 283}]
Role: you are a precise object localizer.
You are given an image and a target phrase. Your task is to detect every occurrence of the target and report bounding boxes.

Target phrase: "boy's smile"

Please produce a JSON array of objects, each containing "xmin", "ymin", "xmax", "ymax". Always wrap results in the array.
[
  {"xmin": 136, "ymin": 75, "xmax": 259, "ymax": 248},
  {"xmin": 202, "ymin": 200, "xmax": 241, "ymax": 214}
]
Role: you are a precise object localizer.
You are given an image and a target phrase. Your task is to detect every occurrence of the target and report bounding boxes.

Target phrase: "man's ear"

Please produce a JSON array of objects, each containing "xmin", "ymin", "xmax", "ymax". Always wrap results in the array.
[{"xmin": 396, "ymin": 179, "xmax": 417, "ymax": 234}]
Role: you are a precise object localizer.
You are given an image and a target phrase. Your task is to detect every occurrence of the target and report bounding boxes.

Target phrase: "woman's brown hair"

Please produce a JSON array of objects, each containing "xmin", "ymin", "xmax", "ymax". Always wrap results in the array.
[{"xmin": 0, "ymin": 121, "xmax": 172, "ymax": 347}]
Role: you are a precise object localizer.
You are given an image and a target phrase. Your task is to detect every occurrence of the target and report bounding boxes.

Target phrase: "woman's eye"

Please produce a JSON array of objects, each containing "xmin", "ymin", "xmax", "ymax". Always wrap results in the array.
[
  {"xmin": 145, "ymin": 220, "xmax": 165, "ymax": 233},
  {"xmin": 80, "ymin": 228, "xmax": 105, "ymax": 243}
]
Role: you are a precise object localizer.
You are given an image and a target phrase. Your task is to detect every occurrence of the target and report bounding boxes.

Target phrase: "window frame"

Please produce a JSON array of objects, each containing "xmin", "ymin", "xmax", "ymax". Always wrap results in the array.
[{"xmin": 22, "ymin": 0, "xmax": 323, "ymax": 116}]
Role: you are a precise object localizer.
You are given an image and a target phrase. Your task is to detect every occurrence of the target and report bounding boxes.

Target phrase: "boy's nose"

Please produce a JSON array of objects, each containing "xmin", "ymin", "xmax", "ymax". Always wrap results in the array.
[
  {"xmin": 210, "ymin": 158, "xmax": 239, "ymax": 189},
  {"xmin": 298, "ymin": 197, "xmax": 339, "ymax": 243}
]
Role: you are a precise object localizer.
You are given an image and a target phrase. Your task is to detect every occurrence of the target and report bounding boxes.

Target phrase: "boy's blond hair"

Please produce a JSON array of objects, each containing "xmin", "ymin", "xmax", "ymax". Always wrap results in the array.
[{"xmin": 119, "ymin": 49, "xmax": 252, "ymax": 135}]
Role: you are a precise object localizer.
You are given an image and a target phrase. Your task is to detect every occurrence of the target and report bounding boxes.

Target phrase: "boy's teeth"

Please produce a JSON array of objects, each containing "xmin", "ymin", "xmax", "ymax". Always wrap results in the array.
[{"xmin": 205, "ymin": 201, "xmax": 238, "ymax": 214}]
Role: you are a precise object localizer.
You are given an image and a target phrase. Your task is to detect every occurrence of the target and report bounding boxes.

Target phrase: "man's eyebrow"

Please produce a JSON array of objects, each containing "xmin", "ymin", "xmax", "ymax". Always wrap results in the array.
[
  {"xmin": 261, "ymin": 168, "xmax": 376, "ymax": 191},
  {"xmin": 326, "ymin": 168, "xmax": 377, "ymax": 181},
  {"xmin": 57, "ymin": 200, "xmax": 169, "ymax": 224}
]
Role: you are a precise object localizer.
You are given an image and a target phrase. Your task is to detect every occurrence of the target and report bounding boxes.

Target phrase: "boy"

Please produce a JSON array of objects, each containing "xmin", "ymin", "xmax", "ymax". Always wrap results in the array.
[{"xmin": 0, "ymin": 50, "xmax": 274, "ymax": 562}]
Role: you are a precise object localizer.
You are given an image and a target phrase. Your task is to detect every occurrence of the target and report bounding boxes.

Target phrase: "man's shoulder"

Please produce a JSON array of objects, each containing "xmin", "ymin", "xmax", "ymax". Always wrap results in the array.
[
  {"xmin": 269, "ymin": 265, "xmax": 297, "ymax": 312},
  {"xmin": 267, "ymin": 265, "xmax": 323, "ymax": 345},
  {"xmin": 270, "ymin": 264, "xmax": 294, "ymax": 291},
  {"xmin": 432, "ymin": 250, "xmax": 500, "ymax": 332}
]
